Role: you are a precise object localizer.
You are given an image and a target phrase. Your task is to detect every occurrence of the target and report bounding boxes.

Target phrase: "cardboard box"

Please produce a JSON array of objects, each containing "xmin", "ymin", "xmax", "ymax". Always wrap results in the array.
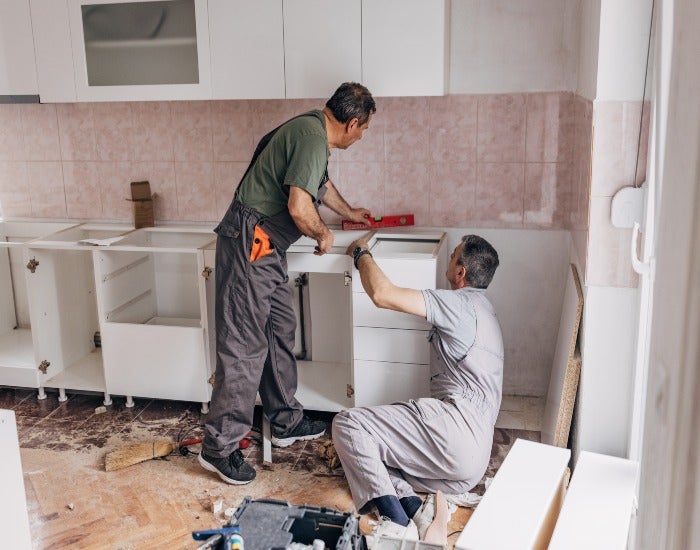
[{"xmin": 129, "ymin": 181, "xmax": 154, "ymax": 229}]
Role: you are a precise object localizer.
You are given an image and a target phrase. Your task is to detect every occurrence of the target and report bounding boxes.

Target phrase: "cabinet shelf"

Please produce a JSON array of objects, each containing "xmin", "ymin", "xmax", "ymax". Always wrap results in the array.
[{"xmin": 43, "ymin": 349, "xmax": 105, "ymax": 392}]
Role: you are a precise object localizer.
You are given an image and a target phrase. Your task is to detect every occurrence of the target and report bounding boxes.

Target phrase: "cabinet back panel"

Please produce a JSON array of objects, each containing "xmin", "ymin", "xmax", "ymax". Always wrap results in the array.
[
  {"xmin": 307, "ymin": 272, "xmax": 351, "ymax": 363},
  {"xmin": 152, "ymin": 253, "xmax": 200, "ymax": 319}
]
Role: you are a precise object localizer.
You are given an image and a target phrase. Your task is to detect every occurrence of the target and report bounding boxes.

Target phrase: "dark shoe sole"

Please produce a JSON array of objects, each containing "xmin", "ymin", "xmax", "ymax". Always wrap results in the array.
[
  {"xmin": 271, "ymin": 428, "xmax": 326, "ymax": 448},
  {"xmin": 198, "ymin": 453, "xmax": 255, "ymax": 485}
]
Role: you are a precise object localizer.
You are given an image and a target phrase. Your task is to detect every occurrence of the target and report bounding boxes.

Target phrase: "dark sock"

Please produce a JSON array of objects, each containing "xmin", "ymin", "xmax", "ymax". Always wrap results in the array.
[
  {"xmin": 374, "ymin": 495, "xmax": 410, "ymax": 526},
  {"xmin": 400, "ymin": 495, "xmax": 422, "ymax": 519}
]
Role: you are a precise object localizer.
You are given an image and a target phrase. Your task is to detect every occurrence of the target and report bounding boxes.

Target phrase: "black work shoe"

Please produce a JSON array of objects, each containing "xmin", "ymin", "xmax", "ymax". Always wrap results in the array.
[
  {"xmin": 198, "ymin": 449, "xmax": 256, "ymax": 485},
  {"xmin": 271, "ymin": 416, "xmax": 326, "ymax": 447}
]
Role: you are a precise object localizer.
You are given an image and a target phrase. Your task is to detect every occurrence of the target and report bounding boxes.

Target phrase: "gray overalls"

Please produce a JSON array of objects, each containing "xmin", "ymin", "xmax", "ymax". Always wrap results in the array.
[
  {"xmin": 332, "ymin": 288, "xmax": 504, "ymax": 513},
  {"xmin": 202, "ymin": 116, "xmax": 328, "ymax": 458}
]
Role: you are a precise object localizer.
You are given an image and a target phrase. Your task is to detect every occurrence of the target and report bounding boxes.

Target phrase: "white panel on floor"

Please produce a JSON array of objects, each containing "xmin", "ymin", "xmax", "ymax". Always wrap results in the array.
[{"xmin": 0, "ymin": 409, "xmax": 32, "ymax": 548}]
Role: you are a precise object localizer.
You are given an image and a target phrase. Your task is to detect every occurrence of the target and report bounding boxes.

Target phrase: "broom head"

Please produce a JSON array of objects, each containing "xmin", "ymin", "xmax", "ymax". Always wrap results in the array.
[{"xmin": 105, "ymin": 438, "xmax": 175, "ymax": 472}]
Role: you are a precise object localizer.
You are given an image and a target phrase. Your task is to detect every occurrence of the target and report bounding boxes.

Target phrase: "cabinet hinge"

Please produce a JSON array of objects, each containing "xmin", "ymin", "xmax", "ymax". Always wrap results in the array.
[
  {"xmin": 38, "ymin": 360, "xmax": 50, "ymax": 374},
  {"xmin": 208, "ymin": 374, "xmax": 215, "ymax": 386},
  {"xmin": 344, "ymin": 271, "xmax": 352, "ymax": 286},
  {"xmin": 346, "ymin": 384, "xmax": 354, "ymax": 398},
  {"xmin": 201, "ymin": 267, "xmax": 213, "ymax": 281},
  {"xmin": 26, "ymin": 258, "xmax": 39, "ymax": 273}
]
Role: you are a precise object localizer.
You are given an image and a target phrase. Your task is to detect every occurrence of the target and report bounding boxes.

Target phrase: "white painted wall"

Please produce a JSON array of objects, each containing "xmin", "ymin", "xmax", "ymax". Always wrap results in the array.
[
  {"xmin": 576, "ymin": 0, "xmax": 601, "ymax": 100},
  {"xmin": 442, "ymin": 228, "xmax": 571, "ymax": 397},
  {"xmin": 449, "ymin": 0, "xmax": 579, "ymax": 94}
]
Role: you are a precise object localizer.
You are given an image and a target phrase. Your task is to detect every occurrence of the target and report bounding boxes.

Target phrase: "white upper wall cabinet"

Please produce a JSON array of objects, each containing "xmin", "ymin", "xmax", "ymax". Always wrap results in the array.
[
  {"xmin": 283, "ymin": 0, "xmax": 361, "ymax": 99},
  {"xmin": 362, "ymin": 0, "xmax": 449, "ymax": 97},
  {"xmin": 0, "ymin": 0, "xmax": 39, "ymax": 96},
  {"xmin": 66, "ymin": 0, "xmax": 212, "ymax": 101},
  {"xmin": 30, "ymin": 0, "xmax": 77, "ymax": 102},
  {"xmin": 209, "ymin": 0, "xmax": 285, "ymax": 99}
]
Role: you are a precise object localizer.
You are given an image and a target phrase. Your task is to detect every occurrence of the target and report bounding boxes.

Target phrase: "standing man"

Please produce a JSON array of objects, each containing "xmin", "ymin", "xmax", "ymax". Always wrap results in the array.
[
  {"xmin": 333, "ymin": 235, "xmax": 503, "ymax": 541},
  {"xmin": 199, "ymin": 83, "xmax": 376, "ymax": 485}
]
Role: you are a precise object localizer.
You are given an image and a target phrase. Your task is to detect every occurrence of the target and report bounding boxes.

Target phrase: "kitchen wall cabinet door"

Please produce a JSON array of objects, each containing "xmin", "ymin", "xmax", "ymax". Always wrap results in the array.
[
  {"xmin": 0, "ymin": 0, "xmax": 39, "ymax": 97},
  {"xmin": 209, "ymin": 0, "xmax": 285, "ymax": 99},
  {"xmin": 30, "ymin": 0, "xmax": 77, "ymax": 102},
  {"xmin": 362, "ymin": 0, "xmax": 449, "ymax": 97},
  {"xmin": 66, "ymin": 0, "xmax": 212, "ymax": 101},
  {"xmin": 282, "ymin": 0, "xmax": 361, "ymax": 99}
]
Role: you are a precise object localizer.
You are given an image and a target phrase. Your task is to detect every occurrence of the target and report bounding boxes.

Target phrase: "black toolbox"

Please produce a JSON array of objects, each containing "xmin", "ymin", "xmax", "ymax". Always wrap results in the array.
[{"xmin": 229, "ymin": 497, "xmax": 364, "ymax": 550}]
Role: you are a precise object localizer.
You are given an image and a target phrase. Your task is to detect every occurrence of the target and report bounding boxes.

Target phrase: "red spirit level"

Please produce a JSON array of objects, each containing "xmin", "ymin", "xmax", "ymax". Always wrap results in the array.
[{"xmin": 341, "ymin": 214, "xmax": 415, "ymax": 230}]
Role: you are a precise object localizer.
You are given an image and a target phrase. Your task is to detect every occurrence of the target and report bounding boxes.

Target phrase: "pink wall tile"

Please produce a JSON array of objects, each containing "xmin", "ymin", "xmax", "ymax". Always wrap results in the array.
[
  {"xmin": 429, "ymin": 95, "xmax": 478, "ymax": 163},
  {"xmin": 212, "ymin": 100, "xmax": 255, "ymax": 162},
  {"xmin": 63, "ymin": 161, "xmax": 102, "ymax": 219},
  {"xmin": 526, "ymin": 92, "xmax": 574, "ymax": 163},
  {"xmin": 129, "ymin": 162, "xmax": 177, "ymax": 221},
  {"xmin": 384, "ymin": 97, "xmax": 430, "ymax": 162},
  {"xmin": 98, "ymin": 161, "xmax": 132, "ymax": 220},
  {"xmin": 477, "ymin": 94, "xmax": 526, "ymax": 163},
  {"xmin": 475, "ymin": 163, "xmax": 525, "ymax": 227},
  {"xmin": 175, "ymin": 161, "xmax": 217, "ymax": 221},
  {"xmin": 429, "ymin": 162, "xmax": 476, "ymax": 227},
  {"xmin": 0, "ymin": 105, "xmax": 26, "ymax": 161},
  {"xmin": 26, "ymin": 161, "xmax": 66, "ymax": 218},
  {"xmin": 587, "ymin": 196, "xmax": 638, "ymax": 287},
  {"xmin": 251, "ymin": 99, "xmax": 297, "ymax": 142},
  {"xmin": 384, "ymin": 162, "xmax": 429, "ymax": 224},
  {"xmin": 20, "ymin": 104, "xmax": 61, "ymax": 161},
  {"xmin": 0, "ymin": 161, "xmax": 31, "ymax": 217},
  {"xmin": 56, "ymin": 103, "xmax": 96, "ymax": 161},
  {"xmin": 93, "ymin": 102, "xmax": 133, "ymax": 161},
  {"xmin": 171, "ymin": 101, "xmax": 213, "ymax": 162},
  {"xmin": 130, "ymin": 102, "xmax": 174, "ymax": 162},
  {"xmin": 524, "ymin": 162, "xmax": 571, "ymax": 228},
  {"xmin": 591, "ymin": 101, "xmax": 642, "ymax": 196},
  {"xmin": 214, "ymin": 161, "xmax": 247, "ymax": 220},
  {"xmin": 337, "ymin": 162, "xmax": 386, "ymax": 217},
  {"xmin": 336, "ymin": 114, "xmax": 385, "ymax": 163}
]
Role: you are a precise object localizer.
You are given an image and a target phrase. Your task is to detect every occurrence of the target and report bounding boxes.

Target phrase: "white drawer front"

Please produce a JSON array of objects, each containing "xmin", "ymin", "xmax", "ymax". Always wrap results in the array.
[
  {"xmin": 352, "ymin": 257, "xmax": 437, "ymax": 292},
  {"xmin": 353, "ymin": 360, "xmax": 430, "ymax": 407},
  {"xmin": 353, "ymin": 326, "xmax": 430, "ymax": 364},
  {"xmin": 352, "ymin": 292, "xmax": 429, "ymax": 330}
]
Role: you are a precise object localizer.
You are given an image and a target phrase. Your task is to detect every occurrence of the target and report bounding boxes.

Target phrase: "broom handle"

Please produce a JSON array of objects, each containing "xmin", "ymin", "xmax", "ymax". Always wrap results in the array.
[{"xmin": 179, "ymin": 438, "xmax": 203, "ymax": 447}]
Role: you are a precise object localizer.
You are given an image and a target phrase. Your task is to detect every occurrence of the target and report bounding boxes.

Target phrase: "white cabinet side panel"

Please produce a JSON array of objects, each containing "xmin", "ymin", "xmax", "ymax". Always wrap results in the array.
[
  {"xmin": 209, "ymin": 0, "xmax": 285, "ymax": 99},
  {"xmin": 283, "ymin": 0, "xmax": 361, "ymax": 99},
  {"xmin": 0, "ymin": 410, "xmax": 32, "ymax": 549}
]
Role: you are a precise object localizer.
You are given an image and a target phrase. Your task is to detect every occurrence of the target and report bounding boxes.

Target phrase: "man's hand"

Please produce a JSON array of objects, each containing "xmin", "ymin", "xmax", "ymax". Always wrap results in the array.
[
  {"xmin": 346, "ymin": 208, "xmax": 373, "ymax": 226},
  {"xmin": 346, "ymin": 238, "xmax": 370, "ymax": 256},
  {"xmin": 315, "ymin": 230, "xmax": 334, "ymax": 256}
]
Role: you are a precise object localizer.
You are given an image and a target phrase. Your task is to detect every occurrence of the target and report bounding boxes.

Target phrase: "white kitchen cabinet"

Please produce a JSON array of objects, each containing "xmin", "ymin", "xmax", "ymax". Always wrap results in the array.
[
  {"xmin": 0, "ymin": 222, "xmax": 76, "ymax": 390},
  {"xmin": 0, "ymin": 0, "xmax": 39, "ymax": 97},
  {"xmin": 22, "ymin": 224, "xmax": 133, "ymax": 403},
  {"xmin": 282, "ymin": 0, "xmax": 361, "ymax": 99},
  {"xmin": 30, "ymin": 0, "xmax": 77, "ymax": 102},
  {"xmin": 209, "ymin": 0, "xmax": 285, "ymax": 99},
  {"xmin": 94, "ymin": 227, "xmax": 216, "ymax": 407},
  {"xmin": 65, "ymin": 0, "xmax": 212, "ymax": 101},
  {"xmin": 362, "ymin": 0, "xmax": 450, "ymax": 97}
]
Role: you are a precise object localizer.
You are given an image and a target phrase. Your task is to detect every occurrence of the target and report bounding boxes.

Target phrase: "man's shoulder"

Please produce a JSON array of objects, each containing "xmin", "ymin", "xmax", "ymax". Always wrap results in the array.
[{"xmin": 282, "ymin": 110, "xmax": 325, "ymax": 135}]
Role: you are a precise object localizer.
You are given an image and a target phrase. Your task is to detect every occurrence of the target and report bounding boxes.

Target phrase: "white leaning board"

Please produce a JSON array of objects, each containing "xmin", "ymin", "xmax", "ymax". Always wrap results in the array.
[
  {"xmin": 456, "ymin": 439, "xmax": 570, "ymax": 550},
  {"xmin": 548, "ymin": 451, "xmax": 639, "ymax": 549},
  {"xmin": 0, "ymin": 409, "xmax": 32, "ymax": 549}
]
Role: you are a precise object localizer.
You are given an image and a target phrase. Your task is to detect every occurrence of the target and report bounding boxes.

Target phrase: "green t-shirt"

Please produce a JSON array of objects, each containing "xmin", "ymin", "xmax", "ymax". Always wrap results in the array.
[{"xmin": 235, "ymin": 110, "xmax": 329, "ymax": 217}]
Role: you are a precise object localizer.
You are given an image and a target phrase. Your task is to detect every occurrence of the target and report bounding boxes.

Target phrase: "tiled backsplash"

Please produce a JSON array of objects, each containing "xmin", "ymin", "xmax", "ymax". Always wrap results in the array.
[
  {"xmin": 0, "ymin": 93, "xmax": 577, "ymax": 228},
  {"xmin": 0, "ymin": 93, "xmax": 648, "ymax": 287}
]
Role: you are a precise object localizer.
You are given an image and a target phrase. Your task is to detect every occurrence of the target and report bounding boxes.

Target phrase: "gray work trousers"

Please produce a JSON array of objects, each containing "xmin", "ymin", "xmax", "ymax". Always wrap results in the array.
[
  {"xmin": 332, "ymin": 397, "xmax": 493, "ymax": 513},
  {"xmin": 202, "ymin": 204, "xmax": 303, "ymax": 458}
]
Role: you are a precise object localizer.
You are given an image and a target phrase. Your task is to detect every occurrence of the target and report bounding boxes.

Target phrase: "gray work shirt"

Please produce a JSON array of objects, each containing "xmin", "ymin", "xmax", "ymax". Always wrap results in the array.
[{"xmin": 422, "ymin": 287, "xmax": 505, "ymax": 423}]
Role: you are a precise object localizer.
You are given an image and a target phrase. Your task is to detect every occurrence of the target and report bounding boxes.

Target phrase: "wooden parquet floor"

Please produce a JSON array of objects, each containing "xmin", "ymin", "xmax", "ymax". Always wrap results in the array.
[{"xmin": 2, "ymin": 387, "xmax": 540, "ymax": 549}]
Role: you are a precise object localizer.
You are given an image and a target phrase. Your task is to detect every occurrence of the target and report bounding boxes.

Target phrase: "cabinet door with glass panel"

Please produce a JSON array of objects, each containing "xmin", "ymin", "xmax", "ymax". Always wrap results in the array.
[{"xmin": 67, "ymin": 0, "xmax": 211, "ymax": 101}]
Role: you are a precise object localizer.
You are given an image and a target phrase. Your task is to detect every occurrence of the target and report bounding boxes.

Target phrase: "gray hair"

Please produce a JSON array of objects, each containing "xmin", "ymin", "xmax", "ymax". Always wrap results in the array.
[
  {"xmin": 459, "ymin": 235, "xmax": 499, "ymax": 289},
  {"xmin": 325, "ymin": 82, "xmax": 376, "ymax": 125}
]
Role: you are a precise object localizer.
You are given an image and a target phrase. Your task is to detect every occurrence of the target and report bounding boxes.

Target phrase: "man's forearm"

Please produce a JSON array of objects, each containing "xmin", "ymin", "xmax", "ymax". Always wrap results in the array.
[
  {"xmin": 288, "ymin": 185, "xmax": 332, "ymax": 243},
  {"xmin": 322, "ymin": 180, "xmax": 354, "ymax": 218}
]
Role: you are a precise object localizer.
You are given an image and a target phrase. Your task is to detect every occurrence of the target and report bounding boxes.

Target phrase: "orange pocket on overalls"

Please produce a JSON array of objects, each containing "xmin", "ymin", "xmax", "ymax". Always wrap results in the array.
[{"xmin": 249, "ymin": 225, "xmax": 274, "ymax": 262}]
